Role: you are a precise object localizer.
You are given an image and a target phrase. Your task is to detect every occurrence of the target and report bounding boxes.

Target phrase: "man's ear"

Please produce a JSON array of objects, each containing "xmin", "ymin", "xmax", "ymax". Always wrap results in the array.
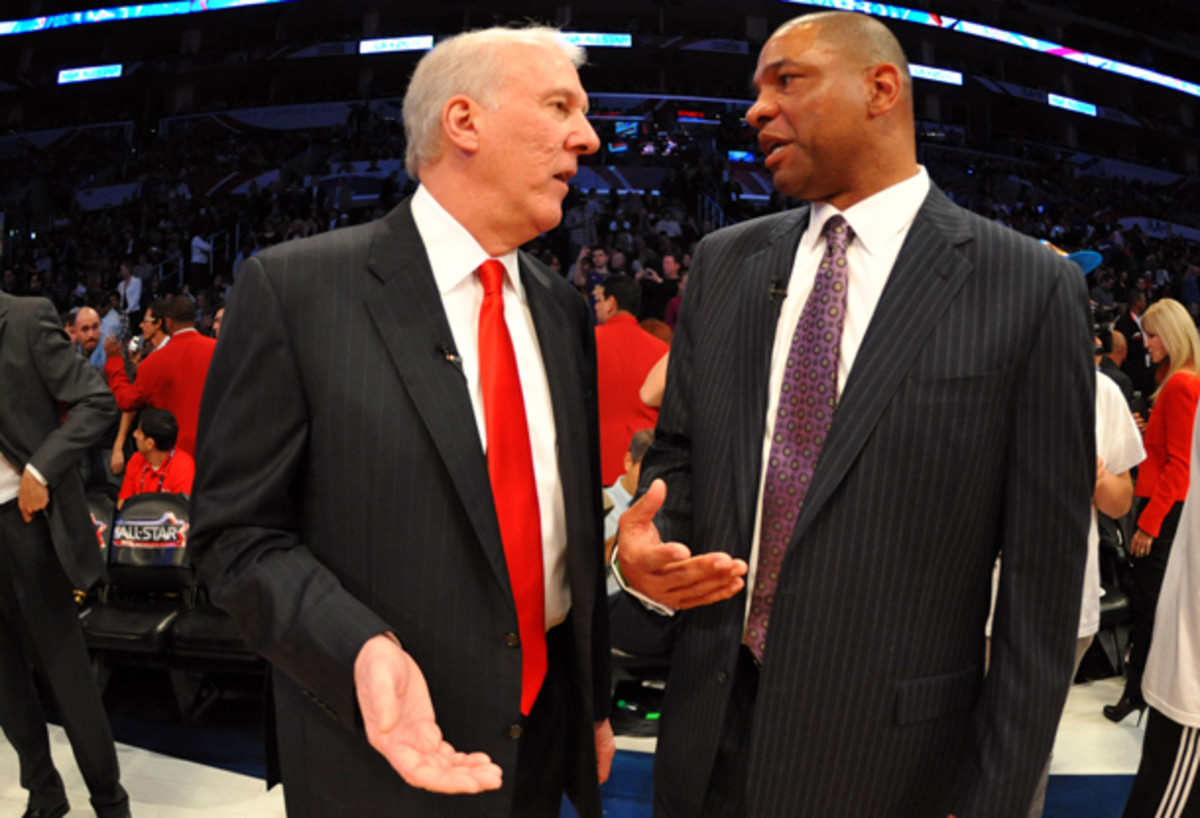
[
  {"xmin": 865, "ymin": 62, "xmax": 903, "ymax": 119},
  {"xmin": 442, "ymin": 94, "xmax": 483, "ymax": 155}
]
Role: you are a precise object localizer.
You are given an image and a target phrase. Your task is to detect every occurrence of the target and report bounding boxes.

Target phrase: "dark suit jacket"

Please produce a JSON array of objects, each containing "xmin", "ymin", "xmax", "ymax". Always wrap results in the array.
[
  {"xmin": 188, "ymin": 200, "xmax": 608, "ymax": 818},
  {"xmin": 641, "ymin": 187, "xmax": 1094, "ymax": 818},
  {"xmin": 0, "ymin": 293, "xmax": 117, "ymax": 591},
  {"xmin": 1116, "ymin": 310, "xmax": 1155, "ymax": 397}
]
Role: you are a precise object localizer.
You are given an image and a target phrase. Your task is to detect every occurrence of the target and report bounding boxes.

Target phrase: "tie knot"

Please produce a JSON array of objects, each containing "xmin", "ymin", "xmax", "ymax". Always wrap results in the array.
[
  {"xmin": 822, "ymin": 215, "xmax": 855, "ymax": 251},
  {"xmin": 477, "ymin": 259, "xmax": 506, "ymax": 296}
]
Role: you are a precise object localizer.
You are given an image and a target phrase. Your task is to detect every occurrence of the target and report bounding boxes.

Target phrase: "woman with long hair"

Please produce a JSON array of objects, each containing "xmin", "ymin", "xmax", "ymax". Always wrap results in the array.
[{"xmin": 1105, "ymin": 298, "xmax": 1200, "ymax": 724}]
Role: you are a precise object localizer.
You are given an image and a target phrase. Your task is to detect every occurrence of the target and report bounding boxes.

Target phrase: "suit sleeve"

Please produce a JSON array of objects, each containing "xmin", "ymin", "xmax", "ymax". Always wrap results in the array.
[
  {"xmin": 1137, "ymin": 374, "xmax": 1200, "ymax": 537},
  {"xmin": 26, "ymin": 298, "xmax": 118, "ymax": 483},
  {"xmin": 637, "ymin": 238, "xmax": 705, "ymax": 546},
  {"xmin": 188, "ymin": 256, "xmax": 391, "ymax": 735},
  {"xmin": 954, "ymin": 260, "xmax": 1095, "ymax": 817}
]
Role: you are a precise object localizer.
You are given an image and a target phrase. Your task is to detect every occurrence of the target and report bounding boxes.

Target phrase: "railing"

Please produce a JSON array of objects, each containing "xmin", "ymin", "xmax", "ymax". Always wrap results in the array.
[{"xmin": 698, "ymin": 193, "xmax": 734, "ymax": 231}]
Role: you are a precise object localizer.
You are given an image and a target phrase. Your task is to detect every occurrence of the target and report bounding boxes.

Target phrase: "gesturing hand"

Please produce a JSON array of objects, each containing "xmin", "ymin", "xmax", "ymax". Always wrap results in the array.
[
  {"xmin": 616, "ymin": 479, "xmax": 748, "ymax": 609},
  {"xmin": 354, "ymin": 634, "xmax": 503, "ymax": 794}
]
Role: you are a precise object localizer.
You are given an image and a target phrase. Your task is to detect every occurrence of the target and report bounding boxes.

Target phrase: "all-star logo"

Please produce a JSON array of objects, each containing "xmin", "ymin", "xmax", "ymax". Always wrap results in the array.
[
  {"xmin": 91, "ymin": 513, "xmax": 108, "ymax": 549},
  {"xmin": 112, "ymin": 512, "xmax": 189, "ymax": 549}
]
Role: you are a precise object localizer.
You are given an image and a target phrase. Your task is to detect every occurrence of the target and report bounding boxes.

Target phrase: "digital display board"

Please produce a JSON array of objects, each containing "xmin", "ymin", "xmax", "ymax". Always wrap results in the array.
[
  {"xmin": 910, "ymin": 63, "xmax": 963, "ymax": 86},
  {"xmin": 781, "ymin": 0, "xmax": 1200, "ymax": 99},
  {"xmin": 57, "ymin": 64, "xmax": 123, "ymax": 84},
  {"xmin": 1047, "ymin": 93, "xmax": 1097, "ymax": 117},
  {"xmin": 359, "ymin": 36, "xmax": 433, "ymax": 54},
  {"xmin": 1, "ymin": 1, "xmax": 294, "ymax": 38},
  {"xmin": 561, "ymin": 32, "xmax": 633, "ymax": 48}
]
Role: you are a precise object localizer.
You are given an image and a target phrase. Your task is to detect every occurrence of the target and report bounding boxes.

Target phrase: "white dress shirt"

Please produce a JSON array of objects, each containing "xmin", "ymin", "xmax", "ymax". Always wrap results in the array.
[
  {"xmin": 0, "ymin": 451, "xmax": 20, "ymax": 505},
  {"xmin": 410, "ymin": 185, "xmax": 570, "ymax": 629},
  {"xmin": 119, "ymin": 275, "xmax": 142, "ymax": 314}
]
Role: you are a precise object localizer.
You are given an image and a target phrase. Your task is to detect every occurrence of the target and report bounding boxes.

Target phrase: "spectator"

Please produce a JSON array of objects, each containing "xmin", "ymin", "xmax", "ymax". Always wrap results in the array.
[
  {"xmin": 116, "ymin": 259, "xmax": 142, "ymax": 327},
  {"xmin": 1099, "ymin": 328, "xmax": 1136, "ymax": 405},
  {"xmin": 189, "ymin": 225, "xmax": 213, "ymax": 293},
  {"xmin": 1118, "ymin": 289, "xmax": 1155, "ymax": 396},
  {"xmin": 102, "ymin": 294, "xmax": 217, "ymax": 456},
  {"xmin": 73, "ymin": 306, "xmax": 103, "ymax": 368},
  {"xmin": 639, "ymin": 252, "xmax": 682, "ymax": 321},
  {"xmin": 603, "ymin": 428, "xmax": 655, "ymax": 563},
  {"xmin": 1105, "ymin": 298, "xmax": 1200, "ymax": 724},
  {"xmin": 117, "ymin": 408, "xmax": 195, "ymax": 507},
  {"xmin": 663, "ymin": 270, "xmax": 687, "ymax": 329},
  {"xmin": 594, "ymin": 275, "xmax": 669, "ymax": 485}
]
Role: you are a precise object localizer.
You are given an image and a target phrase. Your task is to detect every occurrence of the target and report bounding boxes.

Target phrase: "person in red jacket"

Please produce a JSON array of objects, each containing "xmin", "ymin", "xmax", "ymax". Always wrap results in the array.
[
  {"xmin": 102, "ymin": 295, "xmax": 216, "ymax": 457},
  {"xmin": 1105, "ymin": 298, "xmax": 1200, "ymax": 724},
  {"xmin": 117, "ymin": 408, "xmax": 195, "ymax": 507},
  {"xmin": 593, "ymin": 275, "xmax": 669, "ymax": 485}
]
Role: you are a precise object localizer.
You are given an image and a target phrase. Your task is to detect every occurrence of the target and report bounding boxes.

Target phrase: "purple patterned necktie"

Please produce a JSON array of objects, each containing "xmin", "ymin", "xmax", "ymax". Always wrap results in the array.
[{"xmin": 744, "ymin": 215, "xmax": 854, "ymax": 662}]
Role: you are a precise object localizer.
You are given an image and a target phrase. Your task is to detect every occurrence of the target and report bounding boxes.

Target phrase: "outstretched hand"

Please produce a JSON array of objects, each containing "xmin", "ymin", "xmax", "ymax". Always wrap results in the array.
[
  {"xmin": 616, "ymin": 479, "xmax": 748, "ymax": 609},
  {"xmin": 355, "ymin": 634, "xmax": 503, "ymax": 794}
]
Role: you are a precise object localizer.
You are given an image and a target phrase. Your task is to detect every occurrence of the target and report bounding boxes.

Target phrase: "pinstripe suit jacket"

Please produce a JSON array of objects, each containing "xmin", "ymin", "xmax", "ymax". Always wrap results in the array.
[
  {"xmin": 188, "ymin": 200, "xmax": 608, "ymax": 818},
  {"xmin": 643, "ymin": 186, "xmax": 1094, "ymax": 818}
]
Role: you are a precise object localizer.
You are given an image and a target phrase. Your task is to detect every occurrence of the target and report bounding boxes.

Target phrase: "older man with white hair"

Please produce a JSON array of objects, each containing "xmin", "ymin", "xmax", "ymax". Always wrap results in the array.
[{"xmin": 189, "ymin": 26, "xmax": 611, "ymax": 818}]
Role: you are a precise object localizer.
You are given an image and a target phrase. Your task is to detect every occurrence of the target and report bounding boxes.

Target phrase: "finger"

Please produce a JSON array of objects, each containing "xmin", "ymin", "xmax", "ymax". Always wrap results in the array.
[
  {"xmin": 665, "ymin": 569, "xmax": 747, "ymax": 598},
  {"xmin": 394, "ymin": 747, "xmax": 502, "ymax": 793},
  {"xmin": 673, "ymin": 577, "xmax": 746, "ymax": 609},
  {"xmin": 661, "ymin": 553, "xmax": 748, "ymax": 577}
]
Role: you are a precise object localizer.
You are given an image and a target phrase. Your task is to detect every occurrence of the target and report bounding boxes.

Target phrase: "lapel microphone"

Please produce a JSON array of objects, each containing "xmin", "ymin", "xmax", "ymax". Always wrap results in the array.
[
  {"xmin": 769, "ymin": 277, "xmax": 788, "ymax": 305},
  {"xmin": 437, "ymin": 341, "xmax": 463, "ymax": 371}
]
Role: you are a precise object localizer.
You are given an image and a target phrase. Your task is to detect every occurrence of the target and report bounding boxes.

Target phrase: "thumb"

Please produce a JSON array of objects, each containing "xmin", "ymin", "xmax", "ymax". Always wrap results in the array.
[{"xmin": 623, "ymin": 478, "xmax": 666, "ymax": 527}]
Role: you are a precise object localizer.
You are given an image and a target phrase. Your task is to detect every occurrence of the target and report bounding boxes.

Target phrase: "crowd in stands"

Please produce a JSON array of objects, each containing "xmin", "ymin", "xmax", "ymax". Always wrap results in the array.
[{"xmin": 2, "ymin": 123, "xmax": 1198, "ymax": 514}]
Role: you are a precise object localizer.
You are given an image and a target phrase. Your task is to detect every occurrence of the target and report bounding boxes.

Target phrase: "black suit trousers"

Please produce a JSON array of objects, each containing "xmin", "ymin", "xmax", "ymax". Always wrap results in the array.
[{"xmin": 0, "ymin": 501, "xmax": 126, "ymax": 813}]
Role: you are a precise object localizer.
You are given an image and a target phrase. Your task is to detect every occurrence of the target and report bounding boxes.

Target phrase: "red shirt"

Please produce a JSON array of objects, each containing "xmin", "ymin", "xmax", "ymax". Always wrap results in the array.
[
  {"xmin": 104, "ymin": 328, "xmax": 216, "ymax": 457},
  {"xmin": 1136, "ymin": 369, "xmax": 1200, "ymax": 537},
  {"xmin": 118, "ymin": 448, "xmax": 196, "ymax": 503},
  {"xmin": 595, "ymin": 313, "xmax": 669, "ymax": 484}
]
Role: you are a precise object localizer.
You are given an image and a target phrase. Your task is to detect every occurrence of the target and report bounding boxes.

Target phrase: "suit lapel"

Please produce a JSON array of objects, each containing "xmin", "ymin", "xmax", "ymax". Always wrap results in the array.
[
  {"xmin": 362, "ymin": 202, "xmax": 511, "ymax": 597},
  {"xmin": 790, "ymin": 187, "xmax": 975, "ymax": 544},
  {"xmin": 730, "ymin": 210, "xmax": 809, "ymax": 555},
  {"xmin": 520, "ymin": 255, "xmax": 592, "ymax": 591}
]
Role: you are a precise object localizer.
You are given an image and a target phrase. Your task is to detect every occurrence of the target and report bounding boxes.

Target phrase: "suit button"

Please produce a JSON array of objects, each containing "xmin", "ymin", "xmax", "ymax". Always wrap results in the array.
[
  {"xmin": 507, "ymin": 724, "xmax": 524, "ymax": 740},
  {"xmin": 716, "ymin": 670, "xmax": 728, "ymax": 685},
  {"xmin": 504, "ymin": 632, "xmax": 520, "ymax": 648}
]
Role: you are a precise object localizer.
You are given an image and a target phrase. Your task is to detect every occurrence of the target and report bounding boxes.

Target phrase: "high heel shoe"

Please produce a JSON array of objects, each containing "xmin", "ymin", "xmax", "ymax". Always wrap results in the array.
[{"xmin": 1103, "ymin": 696, "xmax": 1147, "ymax": 725}]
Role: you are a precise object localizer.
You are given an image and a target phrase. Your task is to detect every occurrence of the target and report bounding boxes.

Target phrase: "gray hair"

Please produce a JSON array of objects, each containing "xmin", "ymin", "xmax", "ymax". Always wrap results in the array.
[{"xmin": 403, "ymin": 26, "xmax": 586, "ymax": 178}]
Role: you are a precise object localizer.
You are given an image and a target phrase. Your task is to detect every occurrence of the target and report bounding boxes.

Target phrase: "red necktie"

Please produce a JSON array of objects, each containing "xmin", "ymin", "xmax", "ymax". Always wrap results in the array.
[{"xmin": 476, "ymin": 259, "xmax": 546, "ymax": 715}]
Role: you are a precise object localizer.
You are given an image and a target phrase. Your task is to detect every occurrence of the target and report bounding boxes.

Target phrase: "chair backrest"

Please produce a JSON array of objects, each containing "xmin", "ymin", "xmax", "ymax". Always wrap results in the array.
[
  {"xmin": 87, "ymin": 492, "xmax": 115, "ymax": 566},
  {"xmin": 108, "ymin": 492, "xmax": 194, "ymax": 591}
]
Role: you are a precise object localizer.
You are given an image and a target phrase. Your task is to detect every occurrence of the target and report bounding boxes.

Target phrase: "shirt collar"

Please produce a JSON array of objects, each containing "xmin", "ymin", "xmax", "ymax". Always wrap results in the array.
[
  {"xmin": 411, "ymin": 185, "xmax": 523, "ymax": 302},
  {"xmin": 804, "ymin": 166, "xmax": 930, "ymax": 256}
]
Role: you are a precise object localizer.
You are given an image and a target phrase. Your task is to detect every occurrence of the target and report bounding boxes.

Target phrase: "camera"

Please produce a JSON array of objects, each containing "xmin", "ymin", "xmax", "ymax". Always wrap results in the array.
[{"xmin": 127, "ymin": 337, "xmax": 142, "ymax": 355}]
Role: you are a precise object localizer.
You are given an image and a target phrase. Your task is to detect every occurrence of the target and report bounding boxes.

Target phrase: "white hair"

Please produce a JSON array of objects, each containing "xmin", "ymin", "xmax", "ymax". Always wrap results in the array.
[{"xmin": 403, "ymin": 26, "xmax": 586, "ymax": 178}]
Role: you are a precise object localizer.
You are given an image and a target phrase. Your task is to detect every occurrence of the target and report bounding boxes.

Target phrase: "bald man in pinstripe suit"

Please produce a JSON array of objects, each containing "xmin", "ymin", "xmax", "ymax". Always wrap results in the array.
[{"xmin": 615, "ymin": 12, "xmax": 1094, "ymax": 818}]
